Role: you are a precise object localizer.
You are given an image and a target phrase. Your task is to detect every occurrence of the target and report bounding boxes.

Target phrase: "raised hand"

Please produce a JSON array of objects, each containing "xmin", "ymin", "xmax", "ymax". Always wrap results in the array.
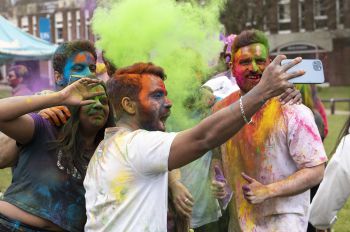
[
  {"xmin": 58, "ymin": 78, "xmax": 104, "ymax": 106},
  {"xmin": 257, "ymin": 55, "xmax": 304, "ymax": 100},
  {"xmin": 241, "ymin": 172, "xmax": 271, "ymax": 204}
]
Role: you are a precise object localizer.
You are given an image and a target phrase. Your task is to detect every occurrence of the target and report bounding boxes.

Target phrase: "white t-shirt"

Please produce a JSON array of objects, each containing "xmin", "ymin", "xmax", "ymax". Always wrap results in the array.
[
  {"xmin": 203, "ymin": 70, "xmax": 239, "ymax": 100},
  {"xmin": 180, "ymin": 151, "xmax": 221, "ymax": 228},
  {"xmin": 309, "ymin": 133, "xmax": 350, "ymax": 229},
  {"xmin": 84, "ymin": 127, "xmax": 177, "ymax": 232}
]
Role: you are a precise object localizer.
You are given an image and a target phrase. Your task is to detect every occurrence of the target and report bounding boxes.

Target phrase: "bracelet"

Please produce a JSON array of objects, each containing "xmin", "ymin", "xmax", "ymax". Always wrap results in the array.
[{"xmin": 239, "ymin": 96, "xmax": 252, "ymax": 124}]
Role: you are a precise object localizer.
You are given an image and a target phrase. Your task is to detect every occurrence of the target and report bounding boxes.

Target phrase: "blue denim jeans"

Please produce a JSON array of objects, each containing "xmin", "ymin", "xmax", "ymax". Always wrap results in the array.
[{"xmin": 0, "ymin": 212, "xmax": 51, "ymax": 232}]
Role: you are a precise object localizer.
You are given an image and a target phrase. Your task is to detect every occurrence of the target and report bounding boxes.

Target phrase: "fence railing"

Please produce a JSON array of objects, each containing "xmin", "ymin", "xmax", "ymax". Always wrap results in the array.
[{"xmin": 321, "ymin": 98, "xmax": 350, "ymax": 114}]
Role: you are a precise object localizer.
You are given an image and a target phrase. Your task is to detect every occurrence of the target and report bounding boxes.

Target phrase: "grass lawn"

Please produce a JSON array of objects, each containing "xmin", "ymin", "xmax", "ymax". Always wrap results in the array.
[
  {"xmin": 318, "ymin": 86, "xmax": 350, "ymax": 112},
  {"xmin": 0, "ymin": 168, "xmax": 11, "ymax": 196},
  {"xmin": 324, "ymin": 114, "xmax": 350, "ymax": 232}
]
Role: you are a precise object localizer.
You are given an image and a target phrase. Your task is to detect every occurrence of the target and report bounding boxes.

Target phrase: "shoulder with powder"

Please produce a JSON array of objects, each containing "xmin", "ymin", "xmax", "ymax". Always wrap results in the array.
[{"xmin": 280, "ymin": 103, "xmax": 314, "ymax": 121}]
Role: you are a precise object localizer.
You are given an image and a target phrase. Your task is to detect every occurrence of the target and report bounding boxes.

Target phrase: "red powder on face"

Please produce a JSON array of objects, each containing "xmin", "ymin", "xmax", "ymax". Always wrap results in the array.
[{"xmin": 74, "ymin": 52, "xmax": 93, "ymax": 63}]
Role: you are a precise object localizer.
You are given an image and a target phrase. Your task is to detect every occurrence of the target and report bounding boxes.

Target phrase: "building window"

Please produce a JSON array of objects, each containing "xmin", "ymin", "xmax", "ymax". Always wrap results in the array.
[
  {"xmin": 278, "ymin": 0, "xmax": 291, "ymax": 32},
  {"xmin": 299, "ymin": 0, "xmax": 305, "ymax": 31},
  {"xmin": 315, "ymin": 0, "xmax": 327, "ymax": 29},
  {"xmin": 56, "ymin": 27, "xmax": 63, "ymax": 43},
  {"xmin": 278, "ymin": 1, "xmax": 290, "ymax": 20},
  {"xmin": 337, "ymin": 0, "xmax": 344, "ymax": 25},
  {"xmin": 315, "ymin": 0, "xmax": 327, "ymax": 17}
]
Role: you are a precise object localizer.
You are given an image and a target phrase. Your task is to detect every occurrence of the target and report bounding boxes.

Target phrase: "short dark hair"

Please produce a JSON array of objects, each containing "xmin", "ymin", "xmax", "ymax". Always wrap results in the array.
[
  {"xmin": 231, "ymin": 29, "xmax": 269, "ymax": 60},
  {"xmin": 107, "ymin": 62, "xmax": 166, "ymax": 119},
  {"xmin": 53, "ymin": 40, "xmax": 97, "ymax": 74},
  {"xmin": 102, "ymin": 51, "xmax": 117, "ymax": 76}
]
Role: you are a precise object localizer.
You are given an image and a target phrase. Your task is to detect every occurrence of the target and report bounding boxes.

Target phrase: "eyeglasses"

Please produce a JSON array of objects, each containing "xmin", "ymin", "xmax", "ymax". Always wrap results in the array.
[{"xmin": 68, "ymin": 74, "xmax": 97, "ymax": 84}]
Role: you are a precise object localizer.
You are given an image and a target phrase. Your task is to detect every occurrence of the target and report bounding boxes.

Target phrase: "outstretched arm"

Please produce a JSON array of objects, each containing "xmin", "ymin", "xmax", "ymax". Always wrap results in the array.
[
  {"xmin": 241, "ymin": 164, "xmax": 324, "ymax": 204},
  {"xmin": 168, "ymin": 55, "xmax": 304, "ymax": 170},
  {"xmin": 0, "ymin": 78, "xmax": 103, "ymax": 145}
]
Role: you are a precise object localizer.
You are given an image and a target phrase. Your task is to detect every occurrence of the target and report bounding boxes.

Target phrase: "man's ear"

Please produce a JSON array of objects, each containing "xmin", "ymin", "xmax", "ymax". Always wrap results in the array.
[
  {"xmin": 228, "ymin": 61, "xmax": 233, "ymax": 69},
  {"xmin": 54, "ymin": 71, "xmax": 63, "ymax": 84},
  {"xmin": 229, "ymin": 60, "xmax": 235, "ymax": 74},
  {"xmin": 121, "ymin": 97, "xmax": 136, "ymax": 115}
]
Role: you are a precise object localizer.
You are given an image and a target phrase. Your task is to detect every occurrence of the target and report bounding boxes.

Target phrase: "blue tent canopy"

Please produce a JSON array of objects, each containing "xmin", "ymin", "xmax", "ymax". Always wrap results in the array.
[{"xmin": 0, "ymin": 15, "xmax": 57, "ymax": 65}]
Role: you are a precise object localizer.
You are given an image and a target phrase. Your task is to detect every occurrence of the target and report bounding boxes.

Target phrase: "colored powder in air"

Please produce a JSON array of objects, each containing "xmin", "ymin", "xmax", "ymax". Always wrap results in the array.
[{"xmin": 92, "ymin": 0, "xmax": 225, "ymax": 131}]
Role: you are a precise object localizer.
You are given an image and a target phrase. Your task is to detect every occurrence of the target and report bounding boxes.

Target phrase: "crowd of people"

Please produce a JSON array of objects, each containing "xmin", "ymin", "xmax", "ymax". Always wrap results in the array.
[{"xmin": 0, "ymin": 28, "xmax": 348, "ymax": 232}]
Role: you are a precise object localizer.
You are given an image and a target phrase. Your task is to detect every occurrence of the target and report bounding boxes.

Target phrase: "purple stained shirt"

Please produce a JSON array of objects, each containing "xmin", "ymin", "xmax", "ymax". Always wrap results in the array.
[{"xmin": 3, "ymin": 113, "xmax": 87, "ymax": 232}]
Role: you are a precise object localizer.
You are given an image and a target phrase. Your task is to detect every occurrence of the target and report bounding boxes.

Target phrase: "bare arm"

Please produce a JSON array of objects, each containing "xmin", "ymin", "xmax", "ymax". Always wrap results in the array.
[
  {"xmin": 168, "ymin": 55, "xmax": 304, "ymax": 170},
  {"xmin": 0, "ymin": 133, "xmax": 20, "ymax": 168},
  {"xmin": 241, "ymin": 164, "xmax": 325, "ymax": 204},
  {"xmin": 0, "ymin": 78, "xmax": 103, "ymax": 145}
]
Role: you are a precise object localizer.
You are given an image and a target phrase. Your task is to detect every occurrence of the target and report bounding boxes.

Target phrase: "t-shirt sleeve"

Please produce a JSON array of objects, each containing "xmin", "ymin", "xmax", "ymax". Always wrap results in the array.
[
  {"xmin": 127, "ymin": 130, "xmax": 177, "ymax": 176},
  {"xmin": 26, "ymin": 113, "xmax": 53, "ymax": 144},
  {"xmin": 285, "ymin": 105, "xmax": 327, "ymax": 169}
]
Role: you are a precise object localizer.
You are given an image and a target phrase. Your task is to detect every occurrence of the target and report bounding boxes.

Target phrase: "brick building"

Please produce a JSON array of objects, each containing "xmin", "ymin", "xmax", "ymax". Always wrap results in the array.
[
  {"xmin": 0, "ymin": 0, "xmax": 96, "ymax": 88},
  {"xmin": 2, "ymin": 0, "xmax": 350, "ymax": 85},
  {"xmin": 222, "ymin": 0, "xmax": 350, "ymax": 86},
  {"xmin": 11, "ymin": 0, "xmax": 95, "ymax": 44}
]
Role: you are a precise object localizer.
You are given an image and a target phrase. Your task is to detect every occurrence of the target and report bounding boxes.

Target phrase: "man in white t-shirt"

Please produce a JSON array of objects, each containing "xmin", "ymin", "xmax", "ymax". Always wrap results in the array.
[{"xmin": 84, "ymin": 60, "xmax": 305, "ymax": 231}]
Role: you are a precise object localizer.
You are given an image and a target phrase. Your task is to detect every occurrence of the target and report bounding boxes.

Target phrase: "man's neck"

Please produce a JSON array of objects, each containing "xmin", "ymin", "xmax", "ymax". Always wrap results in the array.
[
  {"xmin": 115, "ymin": 117, "xmax": 140, "ymax": 131},
  {"xmin": 239, "ymin": 89, "xmax": 247, "ymax": 96}
]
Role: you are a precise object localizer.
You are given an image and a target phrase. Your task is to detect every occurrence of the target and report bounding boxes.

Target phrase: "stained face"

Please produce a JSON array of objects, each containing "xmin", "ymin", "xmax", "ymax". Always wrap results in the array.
[
  {"xmin": 7, "ymin": 70, "xmax": 20, "ymax": 88},
  {"xmin": 136, "ymin": 75, "xmax": 172, "ymax": 132},
  {"xmin": 79, "ymin": 85, "xmax": 109, "ymax": 131},
  {"xmin": 59, "ymin": 51, "xmax": 97, "ymax": 86},
  {"xmin": 232, "ymin": 43, "xmax": 269, "ymax": 93}
]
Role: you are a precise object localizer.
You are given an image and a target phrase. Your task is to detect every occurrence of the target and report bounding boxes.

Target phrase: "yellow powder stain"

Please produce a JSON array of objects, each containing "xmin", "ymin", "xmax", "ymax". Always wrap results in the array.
[
  {"xmin": 238, "ymin": 198, "xmax": 256, "ymax": 231},
  {"xmin": 25, "ymin": 97, "xmax": 32, "ymax": 104},
  {"xmin": 217, "ymin": 96, "xmax": 286, "ymax": 230},
  {"xmin": 253, "ymin": 98, "xmax": 282, "ymax": 146},
  {"xmin": 110, "ymin": 171, "xmax": 133, "ymax": 204}
]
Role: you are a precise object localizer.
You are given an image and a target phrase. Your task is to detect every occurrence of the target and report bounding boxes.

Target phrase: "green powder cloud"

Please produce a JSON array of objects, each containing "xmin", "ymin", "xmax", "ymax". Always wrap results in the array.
[{"xmin": 93, "ymin": 0, "xmax": 225, "ymax": 131}]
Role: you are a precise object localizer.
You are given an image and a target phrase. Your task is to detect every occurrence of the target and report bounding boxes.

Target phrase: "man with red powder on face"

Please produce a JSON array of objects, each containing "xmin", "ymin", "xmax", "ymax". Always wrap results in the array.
[
  {"xmin": 211, "ymin": 29, "xmax": 327, "ymax": 231},
  {"xmin": 7, "ymin": 65, "xmax": 32, "ymax": 96},
  {"xmin": 84, "ymin": 57, "xmax": 306, "ymax": 232}
]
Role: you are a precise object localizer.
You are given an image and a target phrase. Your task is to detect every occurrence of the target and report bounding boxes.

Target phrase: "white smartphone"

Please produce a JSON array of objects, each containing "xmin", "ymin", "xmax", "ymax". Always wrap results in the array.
[{"xmin": 281, "ymin": 59, "xmax": 325, "ymax": 84}]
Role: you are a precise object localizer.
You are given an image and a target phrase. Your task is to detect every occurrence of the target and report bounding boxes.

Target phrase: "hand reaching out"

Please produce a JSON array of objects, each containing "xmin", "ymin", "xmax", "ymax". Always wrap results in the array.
[{"xmin": 257, "ymin": 56, "xmax": 304, "ymax": 99}]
